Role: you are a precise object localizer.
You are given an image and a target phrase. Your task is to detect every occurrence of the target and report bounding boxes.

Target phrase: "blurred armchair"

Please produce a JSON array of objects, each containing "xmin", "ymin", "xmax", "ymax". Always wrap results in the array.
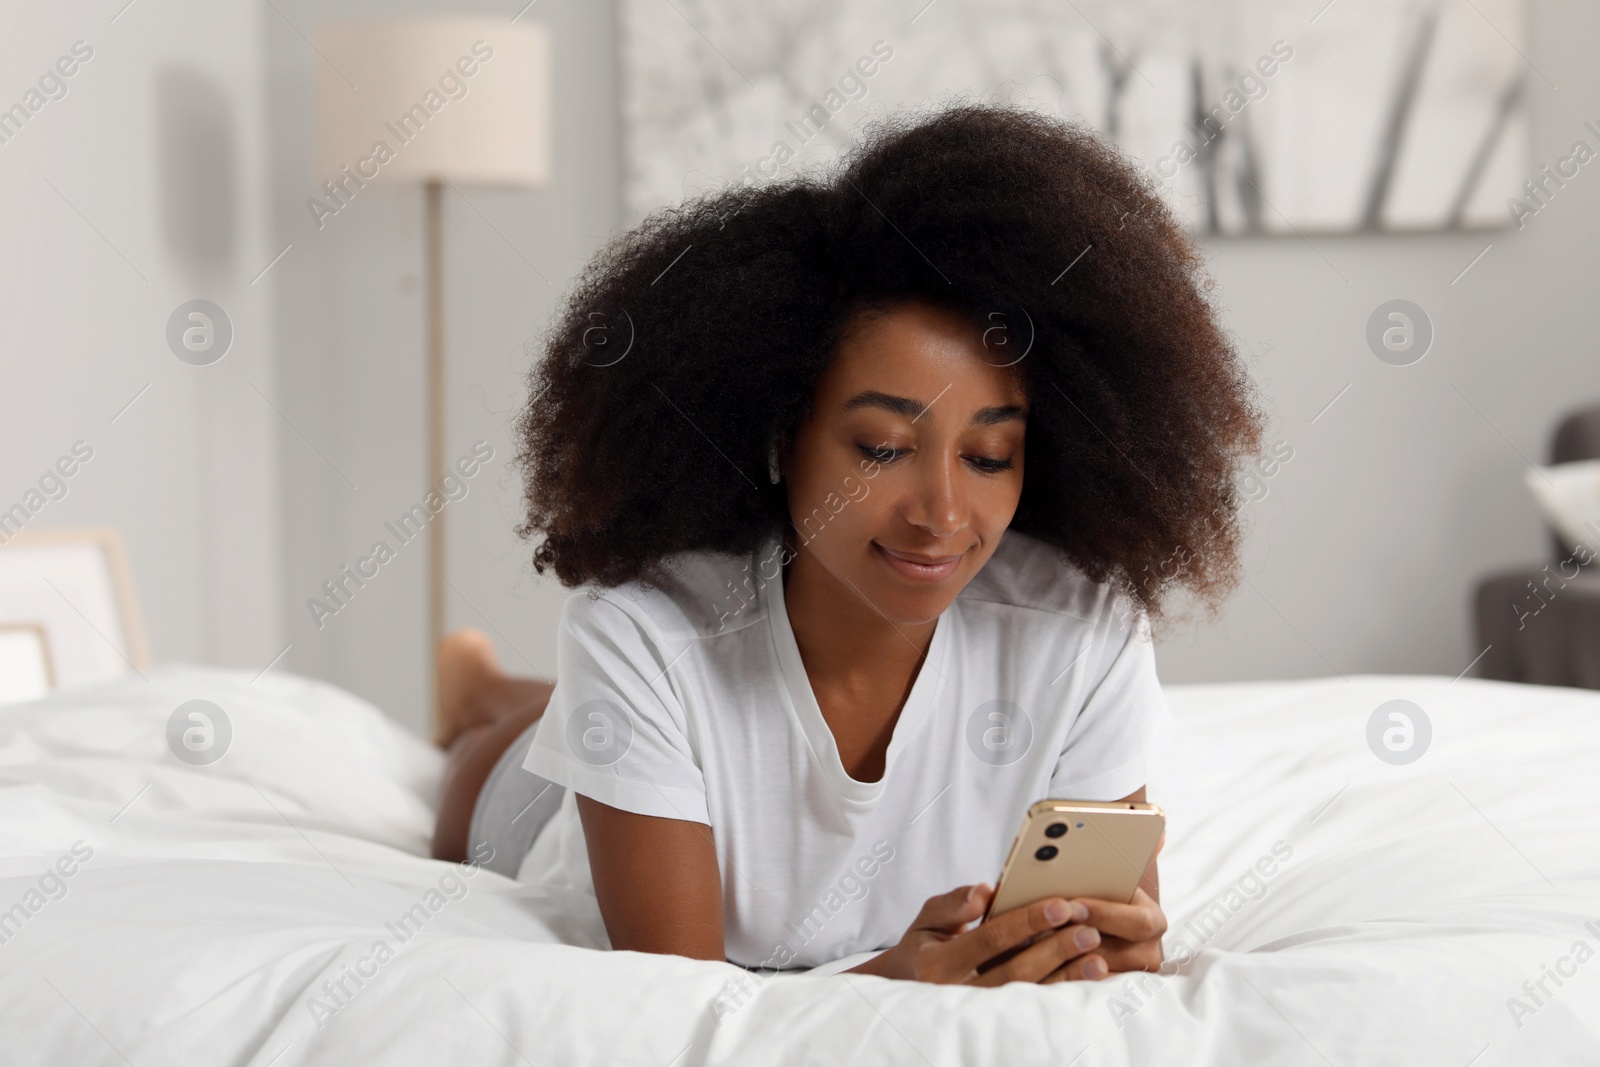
[{"xmin": 1473, "ymin": 404, "xmax": 1600, "ymax": 689}]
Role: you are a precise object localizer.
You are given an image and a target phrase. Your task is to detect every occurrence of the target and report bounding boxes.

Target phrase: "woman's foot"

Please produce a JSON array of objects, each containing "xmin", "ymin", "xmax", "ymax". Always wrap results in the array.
[
  {"xmin": 431, "ymin": 631, "xmax": 558, "ymax": 858},
  {"xmin": 433, "ymin": 628, "xmax": 505, "ymax": 748}
]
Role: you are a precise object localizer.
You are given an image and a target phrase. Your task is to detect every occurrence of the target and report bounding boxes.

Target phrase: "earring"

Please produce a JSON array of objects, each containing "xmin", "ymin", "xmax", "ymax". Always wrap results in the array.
[{"xmin": 767, "ymin": 440, "xmax": 782, "ymax": 484}]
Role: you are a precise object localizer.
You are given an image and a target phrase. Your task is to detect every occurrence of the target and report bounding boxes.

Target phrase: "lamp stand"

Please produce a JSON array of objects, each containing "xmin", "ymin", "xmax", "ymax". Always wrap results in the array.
[{"xmin": 425, "ymin": 178, "xmax": 446, "ymax": 720}]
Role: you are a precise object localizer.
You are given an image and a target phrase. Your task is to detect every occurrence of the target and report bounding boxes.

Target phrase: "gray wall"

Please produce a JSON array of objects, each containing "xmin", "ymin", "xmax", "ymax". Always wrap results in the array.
[
  {"xmin": 1157, "ymin": 0, "xmax": 1600, "ymax": 683},
  {"xmin": 1, "ymin": 1, "xmax": 282, "ymax": 674},
  {"xmin": 265, "ymin": 0, "xmax": 1600, "ymax": 731}
]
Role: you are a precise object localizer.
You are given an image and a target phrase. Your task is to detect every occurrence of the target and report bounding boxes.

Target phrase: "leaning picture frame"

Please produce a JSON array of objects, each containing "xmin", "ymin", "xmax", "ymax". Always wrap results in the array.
[
  {"xmin": 0, "ymin": 527, "xmax": 149, "ymax": 697},
  {"xmin": 0, "ymin": 621, "xmax": 55, "ymax": 704}
]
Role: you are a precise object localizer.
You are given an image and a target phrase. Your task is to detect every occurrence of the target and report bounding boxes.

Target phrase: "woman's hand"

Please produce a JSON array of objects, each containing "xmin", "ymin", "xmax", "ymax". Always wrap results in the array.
[
  {"xmin": 1041, "ymin": 817, "xmax": 1167, "ymax": 982},
  {"xmin": 1042, "ymin": 886, "xmax": 1167, "ymax": 982},
  {"xmin": 845, "ymin": 883, "xmax": 1107, "ymax": 984}
]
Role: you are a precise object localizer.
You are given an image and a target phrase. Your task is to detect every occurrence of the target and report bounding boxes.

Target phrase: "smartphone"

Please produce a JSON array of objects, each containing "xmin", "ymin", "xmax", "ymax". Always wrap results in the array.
[{"xmin": 983, "ymin": 799, "xmax": 1165, "ymax": 921}]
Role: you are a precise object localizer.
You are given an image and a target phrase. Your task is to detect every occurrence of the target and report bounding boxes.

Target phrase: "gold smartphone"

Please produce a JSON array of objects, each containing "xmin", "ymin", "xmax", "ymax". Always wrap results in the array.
[{"xmin": 983, "ymin": 799, "xmax": 1166, "ymax": 921}]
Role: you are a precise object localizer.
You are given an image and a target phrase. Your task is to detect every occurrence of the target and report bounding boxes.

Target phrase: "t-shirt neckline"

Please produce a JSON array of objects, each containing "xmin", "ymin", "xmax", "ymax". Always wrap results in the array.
[{"xmin": 763, "ymin": 537, "xmax": 952, "ymax": 803}]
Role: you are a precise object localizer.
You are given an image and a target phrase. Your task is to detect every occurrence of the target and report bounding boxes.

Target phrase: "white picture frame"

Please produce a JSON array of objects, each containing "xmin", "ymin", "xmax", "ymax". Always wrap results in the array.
[
  {"xmin": 0, "ymin": 622, "xmax": 55, "ymax": 704},
  {"xmin": 0, "ymin": 527, "xmax": 150, "ymax": 696}
]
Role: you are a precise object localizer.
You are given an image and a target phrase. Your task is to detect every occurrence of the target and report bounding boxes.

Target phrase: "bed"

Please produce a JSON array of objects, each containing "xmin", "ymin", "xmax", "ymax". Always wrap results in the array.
[{"xmin": 1, "ymin": 666, "xmax": 1596, "ymax": 1065}]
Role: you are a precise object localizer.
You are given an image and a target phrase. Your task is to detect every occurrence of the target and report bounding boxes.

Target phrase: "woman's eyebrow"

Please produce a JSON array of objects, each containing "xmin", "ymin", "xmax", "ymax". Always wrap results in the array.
[
  {"xmin": 842, "ymin": 391, "xmax": 1026, "ymax": 426},
  {"xmin": 972, "ymin": 404, "xmax": 1026, "ymax": 426},
  {"xmin": 843, "ymin": 391, "xmax": 924, "ymax": 419}
]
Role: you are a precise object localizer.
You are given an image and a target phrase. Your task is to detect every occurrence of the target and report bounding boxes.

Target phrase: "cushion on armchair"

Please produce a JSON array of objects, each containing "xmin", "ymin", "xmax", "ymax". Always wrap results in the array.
[{"xmin": 1523, "ymin": 459, "xmax": 1600, "ymax": 565}]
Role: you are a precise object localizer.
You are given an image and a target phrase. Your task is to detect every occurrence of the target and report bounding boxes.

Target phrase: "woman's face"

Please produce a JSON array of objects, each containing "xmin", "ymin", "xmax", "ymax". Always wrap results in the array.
[{"xmin": 781, "ymin": 300, "xmax": 1028, "ymax": 626}]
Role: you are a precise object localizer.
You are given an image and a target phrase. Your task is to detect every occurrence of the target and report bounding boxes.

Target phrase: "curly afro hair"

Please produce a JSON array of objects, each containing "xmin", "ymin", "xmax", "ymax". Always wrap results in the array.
[{"xmin": 514, "ymin": 104, "xmax": 1267, "ymax": 626}]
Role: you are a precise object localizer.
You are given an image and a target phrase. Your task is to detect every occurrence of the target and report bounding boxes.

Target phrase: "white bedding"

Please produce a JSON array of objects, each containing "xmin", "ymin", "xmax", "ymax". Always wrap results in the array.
[{"xmin": 1, "ymin": 666, "xmax": 1597, "ymax": 1065}]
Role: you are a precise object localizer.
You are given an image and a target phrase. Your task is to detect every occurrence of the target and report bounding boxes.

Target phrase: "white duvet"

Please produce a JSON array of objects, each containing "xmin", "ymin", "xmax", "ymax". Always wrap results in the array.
[{"xmin": 1, "ymin": 666, "xmax": 1597, "ymax": 1065}]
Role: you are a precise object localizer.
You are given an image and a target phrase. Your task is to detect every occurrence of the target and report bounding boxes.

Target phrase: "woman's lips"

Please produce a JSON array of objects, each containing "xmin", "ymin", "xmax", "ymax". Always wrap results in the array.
[{"xmin": 873, "ymin": 542, "xmax": 964, "ymax": 582}]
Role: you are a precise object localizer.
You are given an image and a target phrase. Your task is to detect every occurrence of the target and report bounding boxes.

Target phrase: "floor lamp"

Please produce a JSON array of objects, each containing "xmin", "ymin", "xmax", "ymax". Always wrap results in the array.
[{"xmin": 315, "ymin": 18, "xmax": 552, "ymax": 716}]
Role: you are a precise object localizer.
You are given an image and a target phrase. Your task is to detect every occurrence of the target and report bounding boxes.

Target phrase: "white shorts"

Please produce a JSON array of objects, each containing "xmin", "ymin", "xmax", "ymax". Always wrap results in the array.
[{"xmin": 467, "ymin": 719, "xmax": 567, "ymax": 878}]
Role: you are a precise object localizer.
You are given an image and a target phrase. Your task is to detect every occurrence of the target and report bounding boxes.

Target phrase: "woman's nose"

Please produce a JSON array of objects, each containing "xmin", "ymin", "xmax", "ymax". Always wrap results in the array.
[{"xmin": 906, "ymin": 453, "xmax": 967, "ymax": 538}]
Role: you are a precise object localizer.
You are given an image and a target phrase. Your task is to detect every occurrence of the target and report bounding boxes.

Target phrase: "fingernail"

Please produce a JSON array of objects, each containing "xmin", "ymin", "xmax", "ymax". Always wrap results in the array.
[
  {"xmin": 1071, "ymin": 901, "xmax": 1089, "ymax": 922},
  {"xmin": 1045, "ymin": 899, "xmax": 1070, "ymax": 924},
  {"xmin": 1084, "ymin": 957, "xmax": 1108, "ymax": 978},
  {"xmin": 1074, "ymin": 926, "xmax": 1100, "ymax": 951}
]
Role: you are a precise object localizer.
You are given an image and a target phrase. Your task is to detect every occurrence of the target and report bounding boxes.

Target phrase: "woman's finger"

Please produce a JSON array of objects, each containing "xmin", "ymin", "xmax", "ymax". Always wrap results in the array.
[
  {"xmin": 945, "ymin": 896, "xmax": 1087, "ymax": 977},
  {"xmin": 972, "ymin": 922, "xmax": 1103, "ymax": 987},
  {"xmin": 1071, "ymin": 888, "xmax": 1167, "ymax": 943},
  {"xmin": 1040, "ymin": 952, "xmax": 1111, "ymax": 984},
  {"xmin": 1087, "ymin": 936, "xmax": 1165, "ymax": 974},
  {"xmin": 912, "ymin": 883, "xmax": 992, "ymax": 933}
]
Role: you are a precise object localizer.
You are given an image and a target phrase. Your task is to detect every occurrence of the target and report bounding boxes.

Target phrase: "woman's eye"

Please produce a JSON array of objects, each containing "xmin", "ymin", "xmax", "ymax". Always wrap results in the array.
[
  {"xmin": 967, "ymin": 456, "xmax": 1014, "ymax": 474},
  {"xmin": 859, "ymin": 444, "xmax": 903, "ymax": 463}
]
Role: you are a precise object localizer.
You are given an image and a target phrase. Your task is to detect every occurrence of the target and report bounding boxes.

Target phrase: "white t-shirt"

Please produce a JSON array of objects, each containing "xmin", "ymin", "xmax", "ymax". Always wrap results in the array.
[{"xmin": 520, "ymin": 528, "xmax": 1173, "ymax": 971}]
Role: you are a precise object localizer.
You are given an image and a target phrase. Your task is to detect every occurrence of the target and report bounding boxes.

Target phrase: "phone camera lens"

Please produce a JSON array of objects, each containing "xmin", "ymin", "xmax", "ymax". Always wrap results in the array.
[
  {"xmin": 1034, "ymin": 844, "xmax": 1059, "ymax": 861},
  {"xmin": 1044, "ymin": 822, "xmax": 1068, "ymax": 839}
]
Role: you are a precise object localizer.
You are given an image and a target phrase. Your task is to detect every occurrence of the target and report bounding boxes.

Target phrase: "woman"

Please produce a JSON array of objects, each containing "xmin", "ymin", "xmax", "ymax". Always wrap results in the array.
[{"xmin": 431, "ymin": 105, "xmax": 1263, "ymax": 986}]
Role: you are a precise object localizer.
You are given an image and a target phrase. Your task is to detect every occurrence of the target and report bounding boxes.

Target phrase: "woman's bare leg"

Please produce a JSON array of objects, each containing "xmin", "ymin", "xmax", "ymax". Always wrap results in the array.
[{"xmin": 431, "ymin": 629, "xmax": 555, "ymax": 862}]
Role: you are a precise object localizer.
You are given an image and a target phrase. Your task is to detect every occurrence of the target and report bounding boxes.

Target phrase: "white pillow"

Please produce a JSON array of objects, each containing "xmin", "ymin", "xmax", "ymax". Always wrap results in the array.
[{"xmin": 1523, "ymin": 459, "xmax": 1600, "ymax": 558}]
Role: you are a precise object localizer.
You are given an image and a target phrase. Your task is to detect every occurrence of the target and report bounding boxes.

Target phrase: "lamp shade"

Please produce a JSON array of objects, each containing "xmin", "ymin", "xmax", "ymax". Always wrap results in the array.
[{"xmin": 314, "ymin": 17, "xmax": 550, "ymax": 188}]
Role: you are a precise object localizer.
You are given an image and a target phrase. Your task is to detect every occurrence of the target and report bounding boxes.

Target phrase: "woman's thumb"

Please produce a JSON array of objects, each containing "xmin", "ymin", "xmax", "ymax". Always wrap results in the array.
[{"xmin": 920, "ymin": 883, "xmax": 991, "ymax": 929}]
